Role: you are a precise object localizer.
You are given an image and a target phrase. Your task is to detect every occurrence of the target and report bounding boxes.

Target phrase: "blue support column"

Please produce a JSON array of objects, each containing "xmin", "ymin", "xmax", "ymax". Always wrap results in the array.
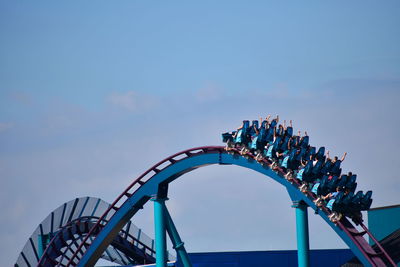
[
  {"xmin": 38, "ymin": 234, "xmax": 50, "ymax": 258},
  {"xmin": 38, "ymin": 235, "xmax": 44, "ymax": 258},
  {"xmin": 164, "ymin": 206, "xmax": 193, "ymax": 267},
  {"xmin": 152, "ymin": 196, "xmax": 168, "ymax": 267},
  {"xmin": 292, "ymin": 201, "xmax": 310, "ymax": 267}
]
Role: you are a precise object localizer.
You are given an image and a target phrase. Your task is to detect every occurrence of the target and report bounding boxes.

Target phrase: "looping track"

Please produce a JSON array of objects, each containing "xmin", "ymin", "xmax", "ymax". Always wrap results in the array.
[
  {"xmin": 15, "ymin": 197, "xmax": 166, "ymax": 267},
  {"xmin": 39, "ymin": 216, "xmax": 156, "ymax": 266},
  {"xmin": 58, "ymin": 146, "xmax": 395, "ymax": 266}
]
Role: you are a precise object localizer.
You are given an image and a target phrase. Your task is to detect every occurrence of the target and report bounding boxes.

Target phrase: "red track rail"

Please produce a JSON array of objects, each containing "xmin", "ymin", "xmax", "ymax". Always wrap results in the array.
[
  {"xmin": 64, "ymin": 146, "xmax": 224, "ymax": 266},
  {"xmin": 62, "ymin": 146, "xmax": 395, "ymax": 267}
]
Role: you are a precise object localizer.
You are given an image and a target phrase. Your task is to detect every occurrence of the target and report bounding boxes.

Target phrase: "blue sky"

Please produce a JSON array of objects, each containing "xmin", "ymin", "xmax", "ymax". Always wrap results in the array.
[{"xmin": 1, "ymin": 1, "xmax": 400, "ymax": 266}]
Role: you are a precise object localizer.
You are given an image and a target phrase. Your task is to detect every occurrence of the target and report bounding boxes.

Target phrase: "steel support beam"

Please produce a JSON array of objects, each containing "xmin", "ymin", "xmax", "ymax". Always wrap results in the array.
[
  {"xmin": 38, "ymin": 234, "xmax": 44, "ymax": 258},
  {"xmin": 164, "ymin": 205, "xmax": 192, "ymax": 267},
  {"xmin": 292, "ymin": 200, "xmax": 310, "ymax": 267},
  {"xmin": 152, "ymin": 196, "xmax": 168, "ymax": 267}
]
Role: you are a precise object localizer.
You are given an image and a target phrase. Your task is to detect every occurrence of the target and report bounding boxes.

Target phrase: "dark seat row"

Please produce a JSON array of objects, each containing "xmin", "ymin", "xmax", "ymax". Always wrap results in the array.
[
  {"xmin": 311, "ymin": 175, "xmax": 357, "ymax": 196},
  {"xmin": 326, "ymin": 190, "xmax": 373, "ymax": 213}
]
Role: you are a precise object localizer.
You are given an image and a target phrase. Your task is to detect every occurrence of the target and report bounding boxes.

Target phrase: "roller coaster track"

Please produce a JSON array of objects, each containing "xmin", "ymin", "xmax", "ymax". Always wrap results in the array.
[
  {"xmin": 57, "ymin": 145, "xmax": 396, "ymax": 267},
  {"xmin": 15, "ymin": 197, "xmax": 172, "ymax": 267},
  {"xmin": 38, "ymin": 216, "xmax": 156, "ymax": 266}
]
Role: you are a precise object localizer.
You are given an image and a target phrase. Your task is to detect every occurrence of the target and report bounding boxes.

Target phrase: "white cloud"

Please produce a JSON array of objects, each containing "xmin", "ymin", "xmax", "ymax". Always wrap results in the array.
[
  {"xmin": 108, "ymin": 91, "xmax": 158, "ymax": 112},
  {"xmin": 263, "ymin": 82, "xmax": 291, "ymax": 99},
  {"xmin": 0, "ymin": 122, "xmax": 13, "ymax": 133},
  {"xmin": 195, "ymin": 83, "xmax": 223, "ymax": 103},
  {"xmin": 10, "ymin": 91, "xmax": 33, "ymax": 106}
]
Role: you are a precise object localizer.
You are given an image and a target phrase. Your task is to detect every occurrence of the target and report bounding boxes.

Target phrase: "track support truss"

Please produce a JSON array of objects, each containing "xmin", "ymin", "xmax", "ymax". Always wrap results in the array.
[{"xmin": 153, "ymin": 194, "xmax": 192, "ymax": 267}]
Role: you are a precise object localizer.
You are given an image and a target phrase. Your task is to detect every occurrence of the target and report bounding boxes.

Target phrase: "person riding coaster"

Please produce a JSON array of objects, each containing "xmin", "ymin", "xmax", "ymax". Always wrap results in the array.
[
  {"xmin": 222, "ymin": 120, "xmax": 250, "ymax": 152},
  {"xmin": 222, "ymin": 117, "xmax": 373, "ymax": 225},
  {"xmin": 240, "ymin": 119, "xmax": 267, "ymax": 155},
  {"xmin": 322, "ymin": 186, "xmax": 344, "ymax": 223}
]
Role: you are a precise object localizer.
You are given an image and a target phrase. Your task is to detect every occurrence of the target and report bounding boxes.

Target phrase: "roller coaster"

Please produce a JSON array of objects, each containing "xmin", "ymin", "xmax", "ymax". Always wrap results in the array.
[
  {"xmin": 15, "ymin": 197, "xmax": 175, "ymax": 267},
  {"xmin": 16, "ymin": 118, "xmax": 397, "ymax": 267}
]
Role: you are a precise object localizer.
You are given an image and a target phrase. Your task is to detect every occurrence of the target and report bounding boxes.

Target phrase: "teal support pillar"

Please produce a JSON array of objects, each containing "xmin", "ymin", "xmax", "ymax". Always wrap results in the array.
[
  {"xmin": 38, "ymin": 233, "xmax": 51, "ymax": 258},
  {"xmin": 164, "ymin": 206, "xmax": 193, "ymax": 267},
  {"xmin": 292, "ymin": 200, "xmax": 310, "ymax": 267},
  {"xmin": 38, "ymin": 234, "xmax": 44, "ymax": 258},
  {"xmin": 152, "ymin": 196, "xmax": 168, "ymax": 267}
]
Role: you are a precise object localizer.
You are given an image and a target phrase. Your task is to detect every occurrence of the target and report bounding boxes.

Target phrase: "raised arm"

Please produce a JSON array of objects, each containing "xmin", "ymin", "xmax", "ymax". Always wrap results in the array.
[
  {"xmin": 283, "ymin": 120, "xmax": 287, "ymax": 130},
  {"xmin": 254, "ymin": 125, "xmax": 259, "ymax": 135},
  {"xmin": 341, "ymin": 152, "xmax": 347, "ymax": 162},
  {"xmin": 301, "ymin": 158, "xmax": 307, "ymax": 167},
  {"xmin": 326, "ymin": 150, "xmax": 330, "ymax": 160},
  {"xmin": 322, "ymin": 192, "xmax": 332, "ymax": 200},
  {"xmin": 289, "ymin": 120, "xmax": 293, "ymax": 128}
]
